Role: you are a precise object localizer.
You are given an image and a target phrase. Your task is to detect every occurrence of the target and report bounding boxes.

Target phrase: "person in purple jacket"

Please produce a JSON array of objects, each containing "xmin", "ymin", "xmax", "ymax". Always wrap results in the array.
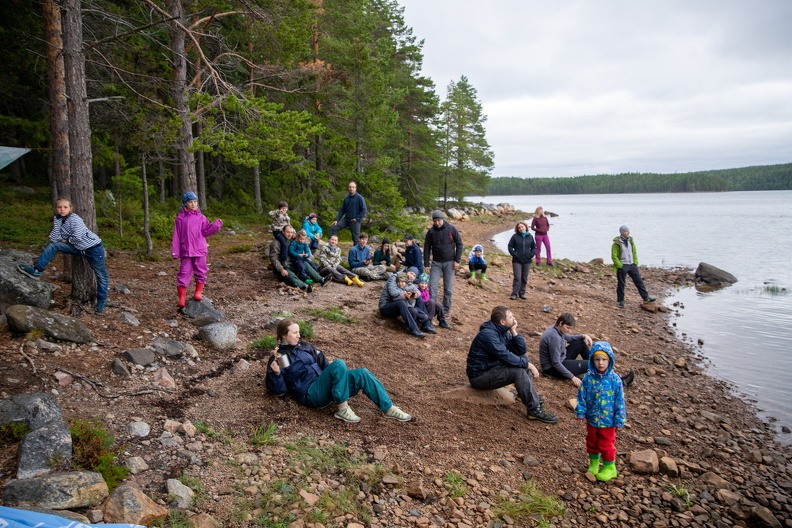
[{"xmin": 171, "ymin": 192, "xmax": 223, "ymax": 308}]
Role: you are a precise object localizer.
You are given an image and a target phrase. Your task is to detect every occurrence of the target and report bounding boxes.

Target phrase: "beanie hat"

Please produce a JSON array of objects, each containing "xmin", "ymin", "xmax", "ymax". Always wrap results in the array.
[
  {"xmin": 406, "ymin": 266, "xmax": 419, "ymax": 277},
  {"xmin": 182, "ymin": 191, "xmax": 198, "ymax": 204},
  {"xmin": 403, "ymin": 234, "xmax": 414, "ymax": 241},
  {"xmin": 382, "ymin": 237, "xmax": 391, "ymax": 244},
  {"xmin": 308, "ymin": 213, "xmax": 317, "ymax": 219},
  {"xmin": 592, "ymin": 350, "xmax": 610, "ymax": 360},
  {"xmin": 431, "ymin": 210, "xmax": 444, "ymax": 220},
  {"xmin": 418, "ymin": 272, "xmax": 430, "ymax": 283},
  {"xmin": 396, "ymin": 272, "xmax": 408, "ymax": 282},
  {"xmin": 619, "ymin": 225, "xmax": 630, "ymax": 234},
  {"xmin": 473, "ymin": 244, "xmax": 483, "ymax": 252}
]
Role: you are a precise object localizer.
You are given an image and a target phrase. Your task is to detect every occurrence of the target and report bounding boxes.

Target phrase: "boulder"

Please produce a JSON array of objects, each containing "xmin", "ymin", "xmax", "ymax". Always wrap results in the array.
[
  {"xmin": 699, "ymin": 471, "xmax": 731, "ymax": 489},
  {"xmin": 3, "ymin": 471, "xmax": 108, "ymax": 509},
  {"xmin": 180, "ymin": 298, "xmax": 226, "ymax": 321},
  {"xmin": 0, "ymin": 249, "xmax": 54, "ymax": 309},
  {"xmin": 152, "ymin": 336, "xmax": 197, "ymax": 359},
  {"xmin": 166, "ymin": 478, "xmax": 194, "ymax": 509},
  {"xmin": 198, "ymin": 322, "xmax": 239, "ymax": 350},
  {"xmin": 628, "ymin": 449, "xmax": 659, "ymax": 474},
  {"xmin": 446, "ymin": 208, "xmax": 465, "ymax": 220},
  {"xmin": 5, "ymin": 305, "xmax": 92, "ymax": 343},
  {"xmin": 17, "ymin": 421, "xmax": 72, "ymax": 479},
  {"xmin": 0, "ymin": 393, "xmax": 64, "ymax": 430},
  {"xmin": 438, "ymin": 385, "xmax": 516, "ymax": 405},
  {"xmin": 695, "ymin": 262, "xmax": 737, "ymax": 285},
  {"xmin": 121, "ymin": 348, "xmax": 158, "ymax": 366},
  {"xmin": 102, "ymin": 485, "xmax": 168, "ymax": 526}
]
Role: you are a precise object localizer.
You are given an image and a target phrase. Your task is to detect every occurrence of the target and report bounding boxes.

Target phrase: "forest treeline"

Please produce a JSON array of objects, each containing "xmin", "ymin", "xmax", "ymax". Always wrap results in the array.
[
  {"xmin": 486, "ymin": 163, "xmax": 792, "ymax": 195},
  {"xmin": 0, "ymin": 0, "xmax": 494, "ymax": 233}
]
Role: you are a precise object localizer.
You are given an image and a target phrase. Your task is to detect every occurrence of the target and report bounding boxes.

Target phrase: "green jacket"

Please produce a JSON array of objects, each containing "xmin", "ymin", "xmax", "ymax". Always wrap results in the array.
[{"xmin": 611, "ymin": 236, "xmax": 639, "ymax": 272}]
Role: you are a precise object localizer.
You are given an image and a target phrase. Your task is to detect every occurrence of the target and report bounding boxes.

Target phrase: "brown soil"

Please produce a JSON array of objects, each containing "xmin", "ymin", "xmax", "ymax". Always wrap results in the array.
[{"xmin": 1, "ymin": 213, "xmax": 788, "ymax": 524}]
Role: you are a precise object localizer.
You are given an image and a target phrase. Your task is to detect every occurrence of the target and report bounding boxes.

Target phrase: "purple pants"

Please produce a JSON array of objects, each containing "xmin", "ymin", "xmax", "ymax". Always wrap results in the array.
[
  {"xmin": 535, "ymin": 235, "xmax": 552, "ymax": 264},
  {"xmin": 176, "ymin": 256, "xmax": 208, "ymax": 288}
]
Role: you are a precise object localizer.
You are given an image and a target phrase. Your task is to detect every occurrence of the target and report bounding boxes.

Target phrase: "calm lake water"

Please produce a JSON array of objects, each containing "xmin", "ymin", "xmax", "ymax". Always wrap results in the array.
[{"xmin": 473, "ymin": 190, "xmax": 792, "ymax": 441}]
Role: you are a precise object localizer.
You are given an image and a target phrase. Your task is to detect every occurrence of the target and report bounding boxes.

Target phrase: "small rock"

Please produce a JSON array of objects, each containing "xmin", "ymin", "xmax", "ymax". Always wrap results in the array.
[
  {"xmin": 119, "ymin": 312, "xmax": 140, "ymax": 326},
  {"xmin": 152, "ymin": 368, "xmax": 176, "ymax": 389},
  {"xmin": 125, "ymin": 456, "xmax": 149, "ymax": 474},
  {"xmin": 166, "ymin": 478, "xmax": 194, "ymax": 509},
  {"xmin": 299, "ymin": 489, "xmax": 319, "ymax": 506},
  {"xmin": 629, "ymin": 449, "xmax": 659, "ymax": 474},
  {"xmin": 127, "ymin": 421, "xmax": 151, "ymax": 437},
  {"xmin": 114, "ymin": 284, "xmax": 131, "ymax": 295},
  {"xmin": 111, "ymin": 359, "xmax": 131, "ymax": 377}
]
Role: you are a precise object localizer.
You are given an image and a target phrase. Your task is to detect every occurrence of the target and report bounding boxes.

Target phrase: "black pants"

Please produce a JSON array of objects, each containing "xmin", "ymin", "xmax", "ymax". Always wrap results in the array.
[
  {"xmin": 469, "ymin": 365, "xmax": 540, "ymax": 410},
  {"xmin": 617, "ymin": 263, "xmax": 649, "ymax": 302},
  {"xmin": 543, "ymin": 340, "xmax": 591, "ymax": 378}
]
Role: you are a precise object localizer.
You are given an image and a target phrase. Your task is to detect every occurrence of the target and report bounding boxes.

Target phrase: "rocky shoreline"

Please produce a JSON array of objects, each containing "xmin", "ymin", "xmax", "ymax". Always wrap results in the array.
[{"xmin": 1, "ymin": 209, "xmax": 790, "ymax": 527}]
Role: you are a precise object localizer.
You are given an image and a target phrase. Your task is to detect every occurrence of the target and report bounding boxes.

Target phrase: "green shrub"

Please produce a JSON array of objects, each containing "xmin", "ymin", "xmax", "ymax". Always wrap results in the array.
[
  {"xmin": 227, "ymin": 244, "xmax": 252, "ymax": 254},
  {"xmin": 251, "ymin": 335, "xmax": 277, "ymax": 350},
  {"xmin": 298, "ymin": 321, "xmax": 314, "ymax": 339},
  {"xmin": 0, "ymin": 422, "xmax": 31, "ymax": 444},
  {"xmin": 69, "ymin": 418, "xmax": 129, "ymax": 489}
]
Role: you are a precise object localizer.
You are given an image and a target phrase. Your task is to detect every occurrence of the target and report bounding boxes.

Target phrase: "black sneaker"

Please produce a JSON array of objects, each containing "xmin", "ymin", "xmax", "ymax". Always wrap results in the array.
[
  {"xmin": 422, "ymin": 322, "xmax": 437, "ymax": 334},
  {"xmin": 439, "ymin": 319, "xmax": 451, "ymax": 329},
  {"xmin": 527, "ymin": 405, "xmax": 558, "ymax": 424},
  {"xmin": 408, "ymin": 328, "xmax": 425, "ymax": 339},
  {"xmin": 509, "ymin": 294, "xmax": 518, "ymax": 300},
  {"xmin": 620, "ymin": 369, "xmax": 635, "ymax": 388}
]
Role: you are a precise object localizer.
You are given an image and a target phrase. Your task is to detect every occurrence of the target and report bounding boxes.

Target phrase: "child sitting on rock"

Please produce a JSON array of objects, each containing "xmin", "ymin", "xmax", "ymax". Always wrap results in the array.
[
  {"xmin": 468, "ymin": 244, "xmax": 488, "ymax": 281},
  {"xmin": 575, "ymin": 341, "xmax": 626, "ymax": 482}
]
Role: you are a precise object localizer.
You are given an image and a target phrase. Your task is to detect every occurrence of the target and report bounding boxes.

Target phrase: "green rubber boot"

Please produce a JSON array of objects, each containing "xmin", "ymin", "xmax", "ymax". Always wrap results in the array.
[
  {"xmin": 597, "ymin": 461, "xmax": 617, "ymax": 482},
  {"xmin": 480, "ymin": 272, "xmax": 489, "ymax": 281},
  {"xmin": 587, "ymin": 454, "xmax": 601, "ymax": 475}
]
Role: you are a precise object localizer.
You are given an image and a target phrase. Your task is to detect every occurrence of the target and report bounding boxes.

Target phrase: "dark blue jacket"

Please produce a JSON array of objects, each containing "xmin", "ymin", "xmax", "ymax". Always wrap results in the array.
[
  {"xmin": 401, "ymin": 244, "xmax": 423, "ymax": 273},
  {"xmin": 508, "ymin": 232, "xmax": 536, "ymax": 264},
  {"xmin": 466, "ymin": 320, "xmax": 529, "ymax": 379},
  {"xmin": 335, "ymin": 192, "xmax": 367, "ymax": 222},
  {"xmin": 266, "ymin": 341, "xmax": 328, "ymax": 405}
]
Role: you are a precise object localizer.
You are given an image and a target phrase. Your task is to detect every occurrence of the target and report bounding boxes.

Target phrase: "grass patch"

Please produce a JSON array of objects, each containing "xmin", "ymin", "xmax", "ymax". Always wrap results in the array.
[
  {"xmin": 249, "ymin": 422, "xmax": 279, "ymax": 447},
  {"xmin": 302, "ymin": 307, "xmax": 357, "ymax": 324},
  {"xmin": 251, "ymin": 335, "xmax": 277, "ymax": 350},
  {"xmin": 0, "ymin": 422, "xmax": 31, "ymax": 444},
  {"xmin": 69, "ymin": 418, "xmax": 129, "ymax": 490},
  {"xmin": 298, "ymin": 320, "xmax": 314, "ymax": 340},
  {"xmin": 161, "ymin": 509, "xmax": 191, "ymax": 528},
  {"xmin": 244, "ymin": 436, "xmax": 381, "ymax": 527},
  {"xmin": 763, "ymin": 285, "xmax": 788, "ymax": 295},
  {"xmin": 227, "ymin": 243, "xmax": 252, "ymax": 254},
  {"xmin": 444, "ymin": 470, "xmax": 468, "ymax": 498},
  {"xmin": 495, "ymin": 480, "xmax": 564, "ymax": 527},
  {"xmin": 668, "ymin": 481, "xmax": 692, "ymax": 507},
  {"xmin": 192, "ymin": 420, "xmax": 219, "ymax": 439}
]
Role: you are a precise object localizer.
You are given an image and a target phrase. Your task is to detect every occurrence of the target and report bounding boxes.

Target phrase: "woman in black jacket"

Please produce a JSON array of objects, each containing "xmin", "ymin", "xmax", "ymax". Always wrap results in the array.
[{"xmin": 507, "ymin": 221, "xmax": 536, "ymax": 300}]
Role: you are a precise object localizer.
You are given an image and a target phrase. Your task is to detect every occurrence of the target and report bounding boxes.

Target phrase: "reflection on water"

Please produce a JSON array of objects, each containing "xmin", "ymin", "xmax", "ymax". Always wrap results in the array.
[{"xmin": 479, "ymin": 190, "xmax": 792, "ymax": 442}]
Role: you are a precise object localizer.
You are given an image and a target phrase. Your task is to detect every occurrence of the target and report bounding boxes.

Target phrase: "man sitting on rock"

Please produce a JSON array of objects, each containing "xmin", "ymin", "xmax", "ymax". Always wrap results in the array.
[{"xmin": 467, "ymin": 306, "xmax": 558, "ymax": 424}]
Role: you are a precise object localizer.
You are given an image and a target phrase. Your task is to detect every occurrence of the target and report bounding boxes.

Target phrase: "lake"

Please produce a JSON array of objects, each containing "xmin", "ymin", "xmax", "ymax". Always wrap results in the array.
[{"xmin": 472, "ymin": 190, "xmax": 792, "ymax": 441}]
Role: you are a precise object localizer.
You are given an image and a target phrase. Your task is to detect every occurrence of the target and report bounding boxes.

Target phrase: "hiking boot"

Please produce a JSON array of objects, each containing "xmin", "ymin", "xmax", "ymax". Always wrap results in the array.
[
  {"xmin": 510, "ymin": 294, "xmax": 518, "ymax": 300},
  {"xmin": 519, "ymin": 294, "xmax": 527, "ymax": 300},
  {"xmin": 334, "ymin": 407, "xmax": 361, "ymax": 423},
  {"xmin": 617, "ymin": 301, "xmax": 624, "ymax": 308},
  {"xmin": 320, "ymin": 276, "xmax": 329, "ymax": 286},
  {"xmin": 439, "ymin": 319, "xmax": 451, "ymax": 329},
  {"xmin": 95, "ymin": 303, "xmax": 106, "ymax": 315},
  {"xmin": 17, "ymin": 265, "xmax": 41, "ymax": 279},
  {"xmin": 421, "ymin": 322, "xmax": 437, "ymax": 334},
  {"xmin": 344, "ymin": 276, "xmax": 354, "ymax": 286},
  {"xmin": 620, "ymin": 369, "xmax": 635, "ymax": 388},
  {"xmin": 384, "ymin": 405, "xmax": 412, "ymax": 422},
  {"xmin": 643, "ymin": 297, "xmax": 656, "ymax": 303},
  {"xmin": 527, "ymin": 405, "xmax": 558, "ymax": 424},
  {"xmin": 408, "ymin": 327, "xmax": 425, "ymax": 339}
]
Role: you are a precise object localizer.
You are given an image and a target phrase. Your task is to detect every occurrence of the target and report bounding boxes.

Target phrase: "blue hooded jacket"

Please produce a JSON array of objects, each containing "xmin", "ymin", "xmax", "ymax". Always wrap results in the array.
[{"xmin": 574, "ymin": 341, "xmax": 626, "ymax": 428}]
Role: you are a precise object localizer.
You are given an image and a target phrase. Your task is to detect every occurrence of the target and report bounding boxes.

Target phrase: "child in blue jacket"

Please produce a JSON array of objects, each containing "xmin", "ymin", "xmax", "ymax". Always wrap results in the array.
[
  {"xmin": 302, "ymin": 213, "xmax": 323, "ymax": 252},
  {"xmin": 468, "ymin": 244, "xmax": 488, "ymax": 281},
  {"xmin": 575, "ymin": 341, "xmax": 626, "ymax": 482}
]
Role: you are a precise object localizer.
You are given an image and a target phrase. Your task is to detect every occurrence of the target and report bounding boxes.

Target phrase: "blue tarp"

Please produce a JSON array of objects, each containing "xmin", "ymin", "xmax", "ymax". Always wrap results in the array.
[
  {"xmin": 0, "ymin": 147, "xmax": 31, "ymax": 171},
  {"xmin": 0, "ymin": 506, "xmax": 146, "ymax": 528}
]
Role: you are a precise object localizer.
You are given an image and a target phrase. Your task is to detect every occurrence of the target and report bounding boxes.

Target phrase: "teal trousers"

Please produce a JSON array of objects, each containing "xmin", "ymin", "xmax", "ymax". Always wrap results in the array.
[{"xmin": 305, "ymin": 360, "xmax": 392, "ymax": 411}]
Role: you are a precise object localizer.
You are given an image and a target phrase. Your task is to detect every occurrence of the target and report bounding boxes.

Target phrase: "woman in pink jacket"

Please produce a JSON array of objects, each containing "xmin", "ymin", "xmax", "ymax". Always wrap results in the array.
[{"xmin": 171, "ymin": 192, "xmax": 223, "ymax": 308}]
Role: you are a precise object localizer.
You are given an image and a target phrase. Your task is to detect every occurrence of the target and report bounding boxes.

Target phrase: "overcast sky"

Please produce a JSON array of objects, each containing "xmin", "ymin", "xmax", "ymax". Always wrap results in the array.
[{"xmin": 398, "ymin": 0, "xmax": 792, "ymax": 178}]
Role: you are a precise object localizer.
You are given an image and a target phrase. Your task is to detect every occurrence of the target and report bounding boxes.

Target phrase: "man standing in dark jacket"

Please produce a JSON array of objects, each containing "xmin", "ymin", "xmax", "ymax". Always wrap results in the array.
[
  {"xmin": 467, "ymin": 306, "xmax": 558, "ymax": 423},
  {"xmin": 423, "ymin": 210, "xmax": 463, "ymax": 316},
  {"xmin": 330, "ymin": 181, "xmax": 367, "ymax": 246}
]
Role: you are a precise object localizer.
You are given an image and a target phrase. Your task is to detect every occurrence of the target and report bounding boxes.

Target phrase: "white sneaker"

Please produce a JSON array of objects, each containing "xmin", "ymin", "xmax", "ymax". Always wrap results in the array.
[
  {"xmin": 384, "ymin": 406, "xmax": 412, "ymax": 422},
  {"xmin": 334, "ymin": 407, "xmax": 361, "ymax": 423}
]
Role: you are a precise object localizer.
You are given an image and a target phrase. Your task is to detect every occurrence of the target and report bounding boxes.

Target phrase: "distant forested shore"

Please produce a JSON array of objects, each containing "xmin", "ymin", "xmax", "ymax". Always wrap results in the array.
[{"xmin": 486, "ymin": 163, "xmax": 792, "ymax": 195}]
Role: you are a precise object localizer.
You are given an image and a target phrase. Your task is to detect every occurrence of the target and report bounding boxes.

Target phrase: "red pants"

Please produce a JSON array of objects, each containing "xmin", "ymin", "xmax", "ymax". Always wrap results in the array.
[{"xmin": 586, "ymin": 424, "xmax": 617, "ymax": 462}]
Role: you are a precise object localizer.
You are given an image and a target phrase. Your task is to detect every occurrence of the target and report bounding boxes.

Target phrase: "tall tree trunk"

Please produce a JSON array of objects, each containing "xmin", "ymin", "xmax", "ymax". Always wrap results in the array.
[
  {"xmin": 141, "ymin": 154, "xmax": 153, "ymax": 254},
  {"xmin": 63, "ymin": 0, "xmax": 97, "ymax": 309},
  {"xmin": 42, "ymin": 0, "xmax": 70, "ymax": 198},
  {"xmin": 252, "ymin": 165, "xmax": 262, "ymax": 214},
  {"xmin": 168, "ymin": 0, "xmax": 196, "ymax": 193},
  {"xmin": 195, "ymin": 120, "xmax": 206, "ymax": 209},
  {"xmin": 158, "ymin": 158, "xmax": 166, "ymax": 203}
]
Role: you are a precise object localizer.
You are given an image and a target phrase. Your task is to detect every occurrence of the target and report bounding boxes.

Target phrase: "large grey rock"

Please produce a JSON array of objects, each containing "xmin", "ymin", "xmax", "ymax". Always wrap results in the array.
[
  {"xmin": 18, "ymin": 420, "xmax": 72, "ymax": 479},
  {"xmin": 3, "ymin": 471, "xmax": 108, "ymax": 509},
  {"xmin": 0, "ymin": 249, "xmax": 54, "ymax": 309},
  {"xmin": 198, "ymin": 322, "xmax": 239, "ymax": 350},
  {"xmin": 152, "ymin": 336, "xmax": 197, "ymax": 359},
  {"xmin": 180, "ymin": 298, "xmax": 226, "ymax": 321},
  {"xmin": 166, "ymin": 478, "xmax": 194, "ymax": 508},
  {"xmin": 0, "ymin": 392, "xmax": 63, "ymax": 430},
  {"xmin": 102, "ymin": 485, "xmax": 169, "ymax": 525},
  {"xmin": 122, "ymin": 348, "xmax": 158, "ymax": 366},
  {"xmin": 5, "ymin": 305, "xmax": 92, "ymax": 343},
  {"xmin": 695, "ymin": 262, "xmax": 737, "ymax": 285}
]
